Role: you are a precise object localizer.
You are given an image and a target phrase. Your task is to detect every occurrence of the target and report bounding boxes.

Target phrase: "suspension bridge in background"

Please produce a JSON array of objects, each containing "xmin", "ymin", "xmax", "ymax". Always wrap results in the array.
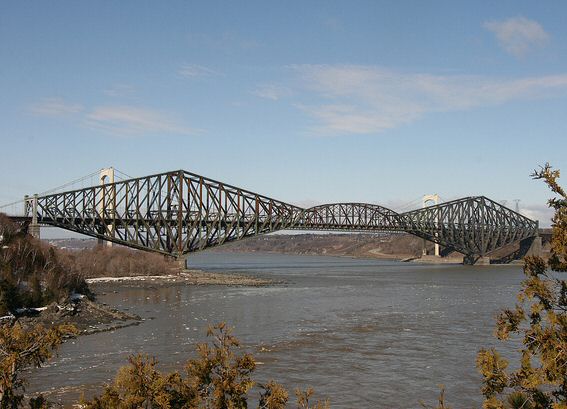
[{"xmin": 1, "ymin": 168, "xmax": 541, "ymax": 265}]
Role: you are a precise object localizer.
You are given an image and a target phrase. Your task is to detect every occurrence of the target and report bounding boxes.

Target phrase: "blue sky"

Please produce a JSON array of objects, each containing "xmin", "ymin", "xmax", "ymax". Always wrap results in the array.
[{"xmin": 1, "ymin": 1, "xmax": 567, "ymax": 226}]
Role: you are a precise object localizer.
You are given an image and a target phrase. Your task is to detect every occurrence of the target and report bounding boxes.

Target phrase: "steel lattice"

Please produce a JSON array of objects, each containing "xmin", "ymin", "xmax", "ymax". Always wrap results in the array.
[
  {"xmin": 24, "ymin": 169, "xmax": 538, "ymax": 259},
  {"xmin": 27, "ymin": 170, "xmax": 302, "ymax": 255},
  {"xmin": 399, "ymin": 196, "xmax": 538, "ymax": 257},
  {"xmin": 293, "ymin": 203, "xmax": 403, "ymax": 232}
]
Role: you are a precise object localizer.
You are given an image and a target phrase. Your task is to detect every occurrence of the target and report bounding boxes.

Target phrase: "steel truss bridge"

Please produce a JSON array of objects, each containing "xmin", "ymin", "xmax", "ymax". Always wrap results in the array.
[{"xmin": 16, "ymin": 169, "xmax": 537, "ymax": 264}]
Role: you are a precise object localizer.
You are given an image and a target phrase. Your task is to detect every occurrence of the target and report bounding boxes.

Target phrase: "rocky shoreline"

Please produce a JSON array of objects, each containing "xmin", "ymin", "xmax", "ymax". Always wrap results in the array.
[
  {"xmin": 11, "ymin": 269, "xmax": 279, "ymax": 335},
  {"xmin": 13, "ymin": 298, "xmax": 141, "ymax": 335}
]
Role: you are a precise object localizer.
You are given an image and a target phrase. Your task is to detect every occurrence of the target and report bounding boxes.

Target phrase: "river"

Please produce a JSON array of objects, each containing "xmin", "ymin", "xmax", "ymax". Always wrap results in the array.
[{"xmin": 26, "ymin": 252, "xmax": 524, "ymax": 408}]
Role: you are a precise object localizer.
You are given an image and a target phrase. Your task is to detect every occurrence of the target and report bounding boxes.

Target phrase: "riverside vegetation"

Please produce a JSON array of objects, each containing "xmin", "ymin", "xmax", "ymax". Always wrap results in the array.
[
  {"xmin": 474, "ymin": 165, "xmax": 566, "ymax": 409},
  {"xmin": 0, "ymin": 213, "xmax": 173, "ymax": 316},
  {"xmin": 0, "ymin": 164, "xmax": 565, "ymax": 408}
]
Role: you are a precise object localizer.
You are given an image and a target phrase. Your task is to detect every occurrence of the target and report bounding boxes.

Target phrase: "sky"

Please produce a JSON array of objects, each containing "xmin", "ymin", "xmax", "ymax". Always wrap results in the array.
[{"xmin": 1, "ymin": 1, "xmax": 567, "ymax": 228}]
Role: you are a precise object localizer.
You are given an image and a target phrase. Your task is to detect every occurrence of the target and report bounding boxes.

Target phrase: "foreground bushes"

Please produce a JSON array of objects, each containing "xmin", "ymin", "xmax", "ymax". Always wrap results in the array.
[
  {"xmin": 0, "ymin": 322, "xmax": 76, "ymax": 407},
  {"xmin": 474, "ymin": 165, "xmax": 567, "ymax": 409},
  {"xmin": 82, "ymin": 322, "xmax": 329, "ymax": 409},
  {"xmin": 0, "ymin": 321, "xmax": 328, "ymax": 409}
]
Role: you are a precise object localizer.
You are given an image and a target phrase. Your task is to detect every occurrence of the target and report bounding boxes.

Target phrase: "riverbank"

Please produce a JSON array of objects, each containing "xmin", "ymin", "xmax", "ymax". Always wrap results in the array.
[
  {"xmin": 13, "ymin": 269, "xmax": 278, "ymax": 336},
  {"xmin": 14, "ymin": 298, "xmax": 141, "ymax": 335}
]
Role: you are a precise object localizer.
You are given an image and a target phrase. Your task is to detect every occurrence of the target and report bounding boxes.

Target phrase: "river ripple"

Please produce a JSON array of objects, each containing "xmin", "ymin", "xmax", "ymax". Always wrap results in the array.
[{"xmin": 27, "ymin": 252, "xmax": 524, "ymax": 408}]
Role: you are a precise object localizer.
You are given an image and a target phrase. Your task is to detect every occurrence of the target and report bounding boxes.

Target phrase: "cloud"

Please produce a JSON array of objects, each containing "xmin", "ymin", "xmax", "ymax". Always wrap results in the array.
[
  {"xmin": 30, "ymin": 96, "xmax": 197, "ymax": 137},
  {"xmin": 103, "ymin": 84, "xmax": 136, "ymax": 97},
  {"xmin": 292, "ymin": 65, "xmax": 567, "ymax": 135},
  {"xmin": 484, "ymin": 17, "xmax": 549, "ymax": 57},
  {"xmin": 85, "ymin": 106, "xmax": 195, "ymax": 136},
  {"xmin": 520, "ymin": 203, "xmax": 554, "ymax": 227},
  {"xmin": 178, "ymin": 64, "xmax": 221, "ymax": 78},
  {"xmin": 30, "ymin": 98, "xmax": 84, "ymax": 116},
  {"xmin": 251, "ymin": 84, "xmax": 292, "ymax": 100},
  {"xmin": 298, "ymin": 103, "xmax": 413, "ymax": 134}
]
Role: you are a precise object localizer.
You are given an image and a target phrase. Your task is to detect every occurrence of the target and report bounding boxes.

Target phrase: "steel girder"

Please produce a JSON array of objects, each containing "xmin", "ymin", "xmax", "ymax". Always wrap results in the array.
[{"xmin": 25, "ymin": 170, "xmax": 539, "ymax": 258}]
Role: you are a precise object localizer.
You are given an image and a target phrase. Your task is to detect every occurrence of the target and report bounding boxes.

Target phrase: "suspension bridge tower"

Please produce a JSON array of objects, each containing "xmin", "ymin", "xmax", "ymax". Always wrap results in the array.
[
  {"xmin": 422, "ymin": 194, "xmax": 440, "ymax": 257},
  {"xmin": 98, "ymin": 167, "xmax": 115, "ymax": 247}
]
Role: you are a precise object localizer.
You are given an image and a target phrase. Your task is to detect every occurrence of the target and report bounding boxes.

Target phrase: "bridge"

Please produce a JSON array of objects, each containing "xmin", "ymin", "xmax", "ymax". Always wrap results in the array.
[{"xmin": 3, "ymin": 168, "xmax": 539, "ymax": 265}]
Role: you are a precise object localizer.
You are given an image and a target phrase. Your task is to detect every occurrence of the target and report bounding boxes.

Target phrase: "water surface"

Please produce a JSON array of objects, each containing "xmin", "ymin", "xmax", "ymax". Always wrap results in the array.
[{"xmin": 27, "ymin": 252, "xmax": 524, "ymax": 408}]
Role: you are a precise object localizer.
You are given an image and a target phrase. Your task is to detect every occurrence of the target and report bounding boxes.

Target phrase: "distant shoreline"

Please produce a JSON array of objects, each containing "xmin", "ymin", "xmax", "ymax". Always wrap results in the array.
[{"xmin": 210, "ymin": 247, "xmax": 467, "ymax": 264}]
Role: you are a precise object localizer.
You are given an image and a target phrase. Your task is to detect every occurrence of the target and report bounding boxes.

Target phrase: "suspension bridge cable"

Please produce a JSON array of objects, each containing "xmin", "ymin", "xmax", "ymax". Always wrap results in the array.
[
  {"xmin": 1, "ymin": 168, "xmax": 132, "ymax": 212},
  {"xmin": 38, "ymin": 169, "xmax": 102, "ymax": 196},
  {"xmin": 396, "ymin": 197, "xmax": 423, "ymax": 212},
  {"xmin": 1, "ymin": 170, "xmax": 100, "ymax": 209},
  {"xmin": 114, "ymin": 168, "xmax": 134, "ymax": 181},
  {"xmin": 0, "ymin": 199, "xmax": 25, "ymax": 209}
]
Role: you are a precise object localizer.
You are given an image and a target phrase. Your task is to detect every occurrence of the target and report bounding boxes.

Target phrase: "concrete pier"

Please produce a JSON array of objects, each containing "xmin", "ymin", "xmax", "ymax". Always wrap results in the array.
[
  {"xmin": 29, "ymin": 194, "xmax": 40, "ymax": 239},
  {"xmin": 176, "ymin": 254, "xmax": 188, "ymax": 270}
]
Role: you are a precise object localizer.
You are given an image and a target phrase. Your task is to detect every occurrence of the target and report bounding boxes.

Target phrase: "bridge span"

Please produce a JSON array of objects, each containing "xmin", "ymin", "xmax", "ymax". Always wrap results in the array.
[{"xmin": 5, "ymin": 169, "xmax": 539, "ymax": 265}]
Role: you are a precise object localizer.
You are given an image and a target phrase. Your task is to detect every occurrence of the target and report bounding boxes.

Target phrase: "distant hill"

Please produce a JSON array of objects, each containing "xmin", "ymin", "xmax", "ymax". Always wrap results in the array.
[
  {"xmin": 49, "ymin": 232, "xmax": 550, "ymax": 263},
  {"xmin": 214, "ymin": 233, "xmax": 432, "ymax": 259}
]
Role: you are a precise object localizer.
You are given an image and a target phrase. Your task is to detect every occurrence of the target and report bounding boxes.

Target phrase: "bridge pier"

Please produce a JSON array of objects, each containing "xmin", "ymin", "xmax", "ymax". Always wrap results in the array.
[
  {"xmin": 29, "ymin": 223, "xmax": 40, "ymax": 239},
  {"xmin": 25, "ymin": 194, "xmax": 41, "ymax": 239},
  {"xmin": 176, "ymin": 254, "xmax": 188, "ymax": 270}
]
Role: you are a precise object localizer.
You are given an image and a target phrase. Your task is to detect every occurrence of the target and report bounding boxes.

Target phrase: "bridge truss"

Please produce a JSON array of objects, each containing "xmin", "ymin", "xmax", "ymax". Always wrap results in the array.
[
  {"xmin": 26, "ymin": 170, "xmax": 302, "ymax": 255},
  {"xmin": 21, "ymin": 169, "xmax": 538, "ymax": 261},
  {"xmin": 400, "ymin": 196, "xmax": 539, "ymax": 258}
]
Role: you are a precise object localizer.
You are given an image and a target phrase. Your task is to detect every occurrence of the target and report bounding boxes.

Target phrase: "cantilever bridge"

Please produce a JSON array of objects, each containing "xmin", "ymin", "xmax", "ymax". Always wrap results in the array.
[{"xmin": 5, "ymin": 168, "xmax": 539, "ymax": 265}]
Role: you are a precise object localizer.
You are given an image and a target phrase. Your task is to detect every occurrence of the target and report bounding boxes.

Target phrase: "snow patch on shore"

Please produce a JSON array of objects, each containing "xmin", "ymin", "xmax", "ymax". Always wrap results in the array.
[
  {"xmin": 86, "ymin": 275, "xmax": 179, "ymax": 284},
  {"xmin": 15, "ymin": 306, "xmax": 49, "ymax": 314}
]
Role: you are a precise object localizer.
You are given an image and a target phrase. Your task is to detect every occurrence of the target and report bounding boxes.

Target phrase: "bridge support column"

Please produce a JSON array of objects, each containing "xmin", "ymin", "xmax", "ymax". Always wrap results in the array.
[
  {"xmin": 520, "ymin": 236, "xmax": 542, "ymax": 258},
  {"xmin": 98, "ymin": 167, "xmax": 115, "ymax": 247},
  {"xmin": 176, "ymin": 254, "xmax": 188, "ymax": 271},
  {"xmin": 422, "ymin": 194, "xmax": 440, "ymax": 257},
  {"xmin": 422, "ymin": 240, "xmax": 440, "ymax": 257},
  {"xmin": 28, "ymin": 194, "xmax": 40, "ymax": 239}
]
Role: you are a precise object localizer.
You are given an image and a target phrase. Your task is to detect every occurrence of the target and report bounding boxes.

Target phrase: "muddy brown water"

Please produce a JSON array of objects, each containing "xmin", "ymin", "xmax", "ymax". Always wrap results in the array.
[{"xmin": 26, "ymin": 252, "xmax": 524, "ymax": 408}]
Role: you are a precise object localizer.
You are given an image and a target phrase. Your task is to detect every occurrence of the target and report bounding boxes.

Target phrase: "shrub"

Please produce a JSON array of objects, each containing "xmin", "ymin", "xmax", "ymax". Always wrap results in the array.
[
  {"xmin": 0, "ymin": 322, "xmax": 76, "ymax": 407},
  {"xmin": 82, "ymin": 322, "xmax": 328, "ymax": 409},
  {"xmin": 63, "ymin": 246, "xmax": 173, "ymax": 278},
  {"xmin": 476, "ymin": 164, "xmax": 567, "ymax": 409}
]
